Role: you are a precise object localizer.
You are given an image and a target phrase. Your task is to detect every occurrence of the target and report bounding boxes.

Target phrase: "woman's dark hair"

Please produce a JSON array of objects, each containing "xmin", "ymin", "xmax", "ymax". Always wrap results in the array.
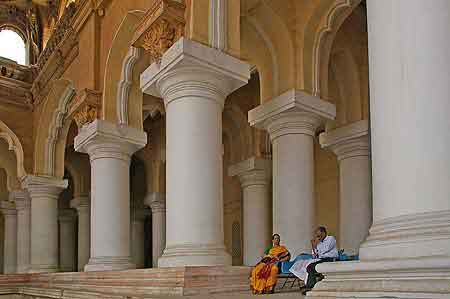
[{"xmin": 272, "ymin": 233, "xmax": 280, "ymax": 240}]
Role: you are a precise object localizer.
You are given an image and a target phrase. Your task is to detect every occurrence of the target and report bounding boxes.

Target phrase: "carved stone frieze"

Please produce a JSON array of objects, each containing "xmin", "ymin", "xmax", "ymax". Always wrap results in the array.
[
  {"xmin": 68, "ymin": 88, "xmax": 101, "ymax": 129},
  {"xmin": 131, "ymin": 0, "xmax": 185, "ymax": 62},
  {"xmin": 0, "ymin": 57, "xmax": 33, "ymax": 109}
]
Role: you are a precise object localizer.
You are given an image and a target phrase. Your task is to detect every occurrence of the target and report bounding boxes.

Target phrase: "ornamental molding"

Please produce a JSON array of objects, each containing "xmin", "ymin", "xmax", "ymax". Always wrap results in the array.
[
  {"xmin": 32, "ymin": 0, "xmax": 92, "ymax": 106},
  {"xmin": 131, "ymin": 0, "xmax": 185, "ymax": 63},
  {"xmin": 68, "ymin": 88, "xmax": 102, "ymax": 129}
]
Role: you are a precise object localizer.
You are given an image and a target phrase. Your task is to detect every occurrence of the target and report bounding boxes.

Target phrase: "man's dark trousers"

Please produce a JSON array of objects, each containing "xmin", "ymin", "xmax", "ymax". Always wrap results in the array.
[{"xmin": 305, "ymin": 257, "xmax": 335, "ymax": 289}]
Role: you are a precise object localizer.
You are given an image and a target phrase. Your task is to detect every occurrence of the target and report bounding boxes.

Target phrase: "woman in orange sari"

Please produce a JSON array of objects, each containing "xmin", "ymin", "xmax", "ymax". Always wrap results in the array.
[{"xmin": 250, "ymin": 234, "xmax": 291, "ymax": 294}]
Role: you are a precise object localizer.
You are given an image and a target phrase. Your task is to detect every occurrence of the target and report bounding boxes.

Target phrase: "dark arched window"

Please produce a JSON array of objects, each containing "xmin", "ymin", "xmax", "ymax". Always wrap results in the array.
[{"xmin": 0, "ymin": 28, "xmax": 27, "ymax": 65}]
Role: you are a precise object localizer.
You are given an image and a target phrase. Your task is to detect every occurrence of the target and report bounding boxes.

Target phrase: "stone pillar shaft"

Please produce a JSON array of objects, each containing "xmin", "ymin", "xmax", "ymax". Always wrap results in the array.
[
  {"xmin": 360, "ymin": 0, "xmax": 450, "ymax": 260},
  {"xmin": 12, "ymin": 190, "xmax": 31, "ymax": 273},
  {"xmin": 248, "ymin": 90, "xmax": 335, "ymax": 256},
  {"xmin": 145, "ymin": 193, "xmax": 166, "ymax": 268},
  {"xmin": 71, "ymin": 196, "xmax": 90, "ymax": 272},
  {"xmin": 75, "ymin": 120, "xmax": 146, "ymax": 271},
  {"xmin": 23, "ymin": 176, "xmax": 67, "ymax": 273},
  {"xmin": 0, "ymin": 202, "xmax": 17, "ymax": 274},
  {"xmin": 320, "ymin": 120, "xmax": 371, "ymax": 255},
  {"xmin": 131, "ymin": 209, "xmax": 147, "ymax": 269},
  {"xmin": 58, "ymin": 209, "xmax": 77, "ymax": 272},
  {"xmin": 229, "ymin": 157, "xmax": 271, "ymax": 266},
  {"xmin": 141, "ymin": 38, "xmax": 249, "ymax": 267}
]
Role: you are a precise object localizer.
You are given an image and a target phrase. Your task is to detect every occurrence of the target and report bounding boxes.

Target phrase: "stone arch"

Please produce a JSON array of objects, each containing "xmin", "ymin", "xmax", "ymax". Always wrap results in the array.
[
  {"xmin": 102, "ymin": 10, "xmax": 149, "ymax": 129},
  {"xmin": 241, "ymin": 2, "xmax": 295, "ymax": 103},
  {"xmin": 34, "ymin": 79, "xmax": 76, "ymax": 178},
  {"xmin": 305, "ymin": 0, "xmax": 361, "ymax": 98},
  {"xmin": 0, "ymin": 120, "xmax": 26, "ymax": 180},
  {"xmin": 0, "ymin": 140, "xmax": 20, "ymax": 192}
]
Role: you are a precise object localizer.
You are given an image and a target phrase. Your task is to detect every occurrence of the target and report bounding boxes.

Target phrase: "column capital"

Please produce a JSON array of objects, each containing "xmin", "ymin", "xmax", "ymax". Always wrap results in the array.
[
  {"xmin": 74, "ymin": 119, "xmax": 147, "ymax": 162},
  {"xmin": 0, "ymin": 201, "xmax": 17, "ymax": 216},
  {"xmin": 9, "ymin": 189, "xmax": 30, "ymax": 210},
  {"xmin": 228, "ymin": 157, "xmax": 271, "ymax": 188},
  {"xmin": 141, "ymin": 37, "xmax": 250, "ymax": 107},
  {"xmin": 22, "ymin": 175, "xmax": 67, "ymax": 199},
  {"xmin": 319, "ymin": 120, "xmax": 370, "ymax": 161},
  {"xmin": 58, "ymin": 208, "xmax": 77, "ymax": 222},
  {"xmin": 70, "ymin": 196, "xmax": 90, "ymax": 210},
  {"xmin": 248, "ymin": 89, "xmax": 336, "ymax": 140},
  {"xmin": 144, "ymin": 192, "xmax": 166, "ymax": 213}
]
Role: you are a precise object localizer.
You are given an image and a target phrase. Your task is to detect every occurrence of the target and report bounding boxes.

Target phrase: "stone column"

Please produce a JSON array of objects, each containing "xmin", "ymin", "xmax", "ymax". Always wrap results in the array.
[
  {"xmin": 357, "ymin": 0, "xmax": 450, "ymax": 261},
  {"xmin": 70, "ymin": 196, "xmax": 90, "ymax": 271},
  {"xmin": 248, "ymin": 90, "xmax": 335, "ymax": 256},
  {"xmin": 11, "ymin": 190, "xmax": 31, "ymax": 273},
  {"xmin": 309, "ymin": 2, "xmax": 450, "ymax": 297},
  {"xmin": 141, "ymin": 37, "xmax": 249, "ymax": 267},
  {"xmin": 74, "ymin": 119, "xmax": 146, "ymax": 271},
  {"xmin": 0, "ymin": 201, "xmax": 17, "ymax": 274},
  {"xmin": 228, "ymin": 157, "xmax": 271, "ymax": 266},
  {"xmin": 320, "ymin": 120, "xmax": 371, "ymax": 255},
  {"xmin": 22, "ymin": 175, "xmax": 67, "ymax": 273},
  {"xmin": 131, "ymin": 208, "xmax": 147, "ymax": 269},
  {"xmin": 58, "ymin": 209, "xmax": 77, "ymax": 272},
  {"xmin": 144, "ymin": 193, "xmax": 166, "ymax": 268}
]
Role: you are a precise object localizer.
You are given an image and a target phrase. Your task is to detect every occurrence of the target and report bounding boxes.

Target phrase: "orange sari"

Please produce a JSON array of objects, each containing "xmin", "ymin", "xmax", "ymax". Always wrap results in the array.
[{"xmin": 250, "ymin": 245, "xmax": 289, "ymax": 294}]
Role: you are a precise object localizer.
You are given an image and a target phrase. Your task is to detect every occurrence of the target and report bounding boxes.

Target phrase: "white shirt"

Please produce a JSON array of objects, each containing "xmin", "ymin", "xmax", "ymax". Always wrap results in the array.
[{"xmin": 313, "ymin": 235, "xmax": 338, "ymax": 259}]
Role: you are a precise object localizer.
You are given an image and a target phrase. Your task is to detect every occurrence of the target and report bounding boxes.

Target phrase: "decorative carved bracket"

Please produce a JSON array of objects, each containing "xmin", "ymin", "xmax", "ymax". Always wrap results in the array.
[
  {"xmin": 131, "ymin": 0, "xmax": 185, "ymax": 62},
  {"xmin": 68, "ymin": 88, "xmax": 101, "ymax": 129}
]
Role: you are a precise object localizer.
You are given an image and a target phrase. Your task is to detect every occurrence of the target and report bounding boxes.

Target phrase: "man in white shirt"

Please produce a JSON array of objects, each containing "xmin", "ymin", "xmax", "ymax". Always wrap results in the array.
[{"xmin": 303, "ymin": 226, "xmax": 338, "ymax": 294}]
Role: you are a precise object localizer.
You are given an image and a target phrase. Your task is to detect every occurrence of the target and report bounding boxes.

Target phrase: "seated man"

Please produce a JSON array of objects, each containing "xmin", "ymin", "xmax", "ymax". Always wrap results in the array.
[{"xmin": 303, "ymin": 226, "xmax": 338, "ymax": 295}]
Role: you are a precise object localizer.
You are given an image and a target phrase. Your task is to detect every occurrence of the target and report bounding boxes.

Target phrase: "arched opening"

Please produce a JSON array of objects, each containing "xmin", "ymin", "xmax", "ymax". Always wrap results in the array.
[
  {"xmin": 130, "ymin": 156, "xmax": 152, "ymax": 268},
  {"xmin": 0, "ymin": 27, "xmax": 27, "ymax": 65},
  {"xmin": 315, "ymin": 1, "xmax": 369, "ymax": 247},
  {"xmin": 223, "ymin": 71, "xmax": 268, "ymax": 265},
  {"xmin": 58, "ymin": 168, "xmax": 77, "ymax": 272},
  {"xmin": 61, "ymin": 121, "xmax": 91, "ymax": 272}
]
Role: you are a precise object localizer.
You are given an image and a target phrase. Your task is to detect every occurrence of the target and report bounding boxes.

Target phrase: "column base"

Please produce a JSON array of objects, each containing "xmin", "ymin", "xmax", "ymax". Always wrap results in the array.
[
  {"xmin": 84, "ymin": 256, "xmax": 136, "ymax": 272},
  {"xmin": 360, "ymin": 210, "xmax": 450, "ymax": 260},
  {"xmin": 16, "ymin": 265, "xmax": 30, "ymax": 273},
  {"xmin": 158, "ymin": 244, "xmax": 232, "ymax": 267},
  {"xmin": 307, "ymin": 257, "xmax": 450, "ymax": 299},
  {"xmin": 29, "ymin": 264, "xmax": 59, "ymax": 273}
]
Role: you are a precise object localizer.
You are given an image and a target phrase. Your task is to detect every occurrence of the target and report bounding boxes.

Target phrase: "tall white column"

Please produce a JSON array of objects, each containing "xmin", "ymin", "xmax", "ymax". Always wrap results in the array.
[
  {"xmin": 131, "ymin": 208, "xmax": 147, "ymax": 269},
  {"xmin": 58, "ymin": 209, "xmax": 77, "ymax": 272},
  {"xmin": 228, "ymin": 157, "xmax": 271, "ymax": 266},
  {"xmin": 141, "ymin": 37, "xmax": 249, "ymax": 267},
  {"xmin": 144, "ymin": 193, "xmax": 166, "ymax": 268},
  {"xmin": 320, "ymin": 120, "xmax": 371, "ymax": 255},
  {"xmin": 70, "ymin": 196, "xmax": 90, "ymax": 271},
  {"xmin": 310, "ymin": 2, "xmax": 450, "ymax": 297},
  {"xmin": 11, "ymin": 190, "xmax": 31, "ymax": 273},
  {"xmin": 75, "ymin": 119, "xmax": 146, "ymax": 271},
  {"xmin": 22, "ymin": 175, "xmax": 67, "ymax": 273},
  {"xmin": 0, "ymin": 201, "xmax": 17, "ymax": 274},
  {"xmin": 248, "ymin": 90, "xmax": 335, "ymax": 256},
  {"xmin": 359, "ymin": 0, "xmax": 450, "ymax": 260}
]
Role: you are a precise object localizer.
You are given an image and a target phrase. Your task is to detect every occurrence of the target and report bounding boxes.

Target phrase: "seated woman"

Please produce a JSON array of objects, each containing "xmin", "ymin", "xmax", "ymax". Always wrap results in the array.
[{"xmin": 250, "ymin": 234, "xmax": 291, "ymax": 294}]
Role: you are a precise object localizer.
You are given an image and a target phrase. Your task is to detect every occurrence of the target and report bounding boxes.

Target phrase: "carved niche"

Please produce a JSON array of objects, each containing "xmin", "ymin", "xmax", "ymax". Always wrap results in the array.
[{"xmin": 131, "ymin": 0, "xmax": 185, "ymax": 62}]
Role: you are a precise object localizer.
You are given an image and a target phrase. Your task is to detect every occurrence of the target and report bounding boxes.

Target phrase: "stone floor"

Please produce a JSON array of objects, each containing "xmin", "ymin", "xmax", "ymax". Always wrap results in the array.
[{"xmin": 0, "ymin": 267, "xmax": 305, "ymax": 299}]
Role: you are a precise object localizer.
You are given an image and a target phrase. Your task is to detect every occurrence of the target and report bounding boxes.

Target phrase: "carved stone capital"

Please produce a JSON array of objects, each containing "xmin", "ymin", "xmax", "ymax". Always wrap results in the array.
[
  {"xmin": 69, "ymin": 88, "xmax": 102, "ymax": 129},
  {"xmin": 131, "ymin": 0, "xmax": 185, "ymax": 62}
]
